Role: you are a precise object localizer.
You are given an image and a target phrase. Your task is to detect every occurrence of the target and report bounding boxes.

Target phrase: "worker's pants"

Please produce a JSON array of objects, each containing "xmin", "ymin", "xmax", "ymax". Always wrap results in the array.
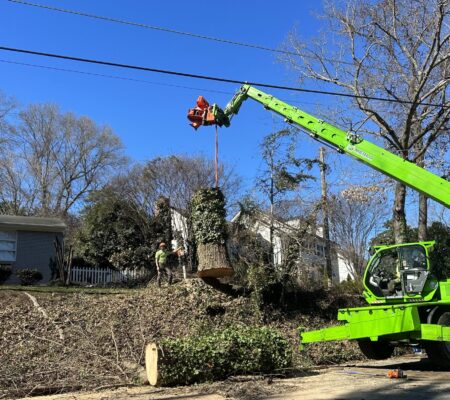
[{"xmin": 157, "ymin": 265, "xmax": 173, "ymax": 286}]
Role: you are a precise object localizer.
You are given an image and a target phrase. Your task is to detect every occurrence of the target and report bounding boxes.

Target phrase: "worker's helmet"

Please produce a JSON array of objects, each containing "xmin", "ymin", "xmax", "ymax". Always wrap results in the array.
[{"xmin": 159, "ymin": 242, "xmax": 166, "ymax": 248}]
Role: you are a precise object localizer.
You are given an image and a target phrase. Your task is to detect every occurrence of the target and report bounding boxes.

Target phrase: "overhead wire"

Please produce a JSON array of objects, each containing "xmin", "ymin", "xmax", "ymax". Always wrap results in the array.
[
  {"xmin": 0, "ymin": 58, "xmax": 233, "ymax": 95},
  {"xmin": 7, "ymin": 0, "xmax": 358, "ymax": 67},
  {"xmin": 0, "ymin": 46, "xmax": 446, "ymax": 108},
  {"xmin": 8, "ymin": 0, "xmax": 415, "ymax": 75},
  {"xmin": 0, "ymin": 58, "xmax": 325, "ymax": 107}
]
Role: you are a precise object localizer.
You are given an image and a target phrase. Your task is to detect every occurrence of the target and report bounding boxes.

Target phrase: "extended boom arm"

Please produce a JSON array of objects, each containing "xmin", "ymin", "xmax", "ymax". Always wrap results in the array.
[{"xmin": 189, "ymin": 84, "xmax": 450, "ymax": 208}]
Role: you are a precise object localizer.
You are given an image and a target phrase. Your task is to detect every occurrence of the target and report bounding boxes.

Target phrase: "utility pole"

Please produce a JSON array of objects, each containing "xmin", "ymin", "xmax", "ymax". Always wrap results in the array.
[{"xmin": 319, "ymin": 147, "xmax": 332, "ymax": 284}]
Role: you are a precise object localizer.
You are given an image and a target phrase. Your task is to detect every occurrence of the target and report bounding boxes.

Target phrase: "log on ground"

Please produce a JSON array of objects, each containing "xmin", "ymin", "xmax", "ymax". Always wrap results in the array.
[{"xmin": 145, "ymin": 327, "xmax": 292, "ymax": 387}]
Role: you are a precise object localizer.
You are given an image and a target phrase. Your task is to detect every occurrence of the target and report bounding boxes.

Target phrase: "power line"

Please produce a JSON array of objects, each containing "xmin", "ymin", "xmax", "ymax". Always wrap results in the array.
[
  {"xmin": 6, "ymin": 0, "xmax": 339, "ymax": 61},
  {"xmin": 0, "ymin": 59, "xmax": 233, "ymax": 95},
  {"xmin": 8, "ymin": 0, "xmax": 404, "ymax": 74},
  {"xmin": 0, "ymin": 58, "xmax": 326, "ymax": 108},
  {"xmin": 0, "ymin": 45, "xmax": 446, "ymax": 108}
]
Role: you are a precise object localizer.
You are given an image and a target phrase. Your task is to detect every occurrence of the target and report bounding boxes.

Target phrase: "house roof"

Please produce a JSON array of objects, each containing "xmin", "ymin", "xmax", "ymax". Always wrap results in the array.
[{"xmin": 0, "ymin": 215, "xmax": 66, "ymax": 233}]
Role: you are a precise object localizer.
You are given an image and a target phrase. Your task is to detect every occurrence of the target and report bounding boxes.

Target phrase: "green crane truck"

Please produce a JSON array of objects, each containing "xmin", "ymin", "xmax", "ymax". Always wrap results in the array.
[{"xmin": 188, "ymin": 84, "xmax": 450, "ymax": 366}]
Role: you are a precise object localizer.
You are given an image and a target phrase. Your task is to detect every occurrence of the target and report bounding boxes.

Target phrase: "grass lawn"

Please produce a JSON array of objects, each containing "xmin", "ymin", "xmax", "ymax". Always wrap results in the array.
[{"xmin": 0, "ymin": 284, "xmax": 144, "ymax": 294}]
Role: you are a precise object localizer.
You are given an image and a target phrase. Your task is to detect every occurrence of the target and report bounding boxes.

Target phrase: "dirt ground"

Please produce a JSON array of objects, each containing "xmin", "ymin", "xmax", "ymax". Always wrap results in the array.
[{"xmin": 24, "ymin": 354, "xmax": 450, "ymax": 400}]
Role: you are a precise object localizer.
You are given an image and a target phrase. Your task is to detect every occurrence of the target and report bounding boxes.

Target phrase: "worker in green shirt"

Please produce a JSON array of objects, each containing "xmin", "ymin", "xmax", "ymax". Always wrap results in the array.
[{"xmin": 155, "ymin": 242, "xmax": 173, "ymax": 287}]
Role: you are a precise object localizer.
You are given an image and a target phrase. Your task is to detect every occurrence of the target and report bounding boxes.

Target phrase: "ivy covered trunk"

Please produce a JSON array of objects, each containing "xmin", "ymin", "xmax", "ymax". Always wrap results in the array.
[{"xmin": 191, "ymin": 188, "xmax": 233, "ymax": 278}]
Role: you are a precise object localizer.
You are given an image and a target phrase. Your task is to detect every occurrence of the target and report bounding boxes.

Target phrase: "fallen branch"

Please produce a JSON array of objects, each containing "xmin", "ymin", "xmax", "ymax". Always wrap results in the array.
[{"xmin": 24, "ymin": 292, "xmax": 65, "ymax": 340}]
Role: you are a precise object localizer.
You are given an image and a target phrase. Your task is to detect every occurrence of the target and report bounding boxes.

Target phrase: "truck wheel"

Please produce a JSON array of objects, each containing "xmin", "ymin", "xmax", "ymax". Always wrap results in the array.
[
  {"xmin": 357, "ymin": 339, "xmax": 394, "ymax": 360},
  {"xmin": 423, "ymin": 312, "xmax": 450, "ymax": 368}
]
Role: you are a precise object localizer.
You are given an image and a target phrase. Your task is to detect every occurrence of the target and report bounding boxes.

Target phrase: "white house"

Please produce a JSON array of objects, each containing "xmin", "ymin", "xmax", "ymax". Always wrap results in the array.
[
  {"xmin": 231, "ymin": 210, "xmax": 354, "ymax": 284},
  {"xmin": 170, "ymin": 207, "xmax": 189, "ymax": 250}
]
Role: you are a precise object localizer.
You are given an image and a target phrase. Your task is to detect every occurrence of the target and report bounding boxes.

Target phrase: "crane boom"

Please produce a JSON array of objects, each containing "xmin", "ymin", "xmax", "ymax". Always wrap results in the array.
[
  {"xmin": 188, "ymin": 84, "xmax": 450, "ymax": 364},
  {"xmin": 219, "ymin": 84, "xmax": 450, "ymax": 208},
  {"xmin": 188, "ymin": 85, "xmax": 450, "ymax": 362}
]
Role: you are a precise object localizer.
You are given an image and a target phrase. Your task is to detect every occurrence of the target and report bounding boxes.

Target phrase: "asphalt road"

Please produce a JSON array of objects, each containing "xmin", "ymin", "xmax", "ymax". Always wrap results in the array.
[{"xmin": 268, "ymin": 355, "xmax": 450, "ymax": 400}]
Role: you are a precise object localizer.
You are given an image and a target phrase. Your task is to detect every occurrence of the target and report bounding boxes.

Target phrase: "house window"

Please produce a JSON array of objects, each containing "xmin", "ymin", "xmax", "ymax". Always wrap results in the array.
[
  {"xmin": 0, "ymin": 231, "xmax": 17, "ymax": 262},
  {"xmin": 315, "ymin": 243, "xmax": 325, "ymax": 257}
]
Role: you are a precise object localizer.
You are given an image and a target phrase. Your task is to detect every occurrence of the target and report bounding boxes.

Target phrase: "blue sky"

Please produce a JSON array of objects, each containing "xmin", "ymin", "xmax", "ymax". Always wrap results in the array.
[
  {"xmin": 0, "ymin": 0, "xmax": 332, "ymax": 190},
  {"xmin": 2, "ymin": 0, "xmax": 443, "ymax": 225}
]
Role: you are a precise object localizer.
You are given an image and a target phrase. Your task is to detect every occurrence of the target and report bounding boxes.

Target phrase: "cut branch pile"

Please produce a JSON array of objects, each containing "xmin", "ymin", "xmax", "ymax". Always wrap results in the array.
[{"xmin": 0, "ymin": 281, "xmax": 365, "ymax": 398}]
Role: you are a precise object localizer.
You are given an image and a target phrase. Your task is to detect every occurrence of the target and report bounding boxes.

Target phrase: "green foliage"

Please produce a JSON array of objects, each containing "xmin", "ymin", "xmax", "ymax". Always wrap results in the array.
[
  {"xmin": 258, "ymin": 129, "xmax": 317, "ymax": 199},
  {"xmin": 158, "ymin": 326, "xmax": 292, "ymax": 386},
  {"xmin": 76, "ymin": 193, "xmax": 152, "ymax": 270},
  {"xmin": 427, "ymin": 222, "xmax": 450, "ymax": 279},
  {"xmin": 154, "ymin": 196, "xmax": 173, "ymax": 246},
  {"xmin": 330, "ymin": 278, "xmax": 364, "ymax": 297},
  {"xmin": 247, "ymin": 263, "xmax": 278, "ymax": 312},
  {"xmin": 0, "ymin": 265, "xmax": 12, "ymax": 284},
  {"xmin": 370, "ymin": 220, "xmax": 416, "ymax": 246},
  {"xmin": 191, "ymin": 188, "xmax": 227, "ymax": 244},
  {"xmin": 16, "ymin": 269, "xmax": 43, "ymax": 286}
]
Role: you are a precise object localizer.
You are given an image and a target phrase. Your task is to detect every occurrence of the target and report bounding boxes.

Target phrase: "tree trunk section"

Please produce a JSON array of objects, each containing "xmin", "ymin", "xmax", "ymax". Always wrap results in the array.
[
  {"xmin": 319, "ymin": 147, "xmax": 332, "ymax": 284},
  {"xmin": 392, "ymin": 182, "xmax": 407, "ymax": 244},
  {"xmin": 197, "ymin": 242, "xmax": 233, "ymax": 278},
  {"xmin": 145, "ymin": 327, "xmax": 291, "ymax": 387},
  {"xmin": 418, "ymin": 192, "xmax": 428, "ymax": 241},
  {"xmin": 145, "ymin": 343, "xmax": 160, "ymax": 386}
]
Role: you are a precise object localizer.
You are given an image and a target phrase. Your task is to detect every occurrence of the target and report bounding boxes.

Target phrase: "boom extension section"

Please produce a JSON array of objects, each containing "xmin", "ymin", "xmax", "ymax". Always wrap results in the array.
[{"xmin": 187, "ymin": 84, "xmax": 450, "ymax": 208}]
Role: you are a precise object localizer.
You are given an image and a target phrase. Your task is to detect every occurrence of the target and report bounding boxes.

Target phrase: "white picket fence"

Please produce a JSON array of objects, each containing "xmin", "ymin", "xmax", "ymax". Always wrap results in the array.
[{"xmin": 70, "ymin": 266, "xmax": 151, "ymax": 285}]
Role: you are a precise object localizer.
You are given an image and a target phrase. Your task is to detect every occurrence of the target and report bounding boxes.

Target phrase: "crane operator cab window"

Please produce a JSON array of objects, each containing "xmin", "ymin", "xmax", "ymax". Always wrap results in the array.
[{"xmin": 366, "ymin": 245, "xmax": 428, "ymax": 298}]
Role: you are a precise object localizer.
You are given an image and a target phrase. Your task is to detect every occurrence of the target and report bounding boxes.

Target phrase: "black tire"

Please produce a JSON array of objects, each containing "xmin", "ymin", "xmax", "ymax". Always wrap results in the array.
[
  {"xmin": 357, "ymin": 339, "xmax": 394, "ymax": 360},
  {"xmin": 423, "ymin": 312, "xmax": 450, "ymax": 368}
]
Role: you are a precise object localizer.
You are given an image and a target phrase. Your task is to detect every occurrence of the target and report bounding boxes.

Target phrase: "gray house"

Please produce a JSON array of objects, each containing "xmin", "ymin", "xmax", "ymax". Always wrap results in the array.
[{"xmin": 0, "ymin": 215, "xmax": 66, "ymax": 284}]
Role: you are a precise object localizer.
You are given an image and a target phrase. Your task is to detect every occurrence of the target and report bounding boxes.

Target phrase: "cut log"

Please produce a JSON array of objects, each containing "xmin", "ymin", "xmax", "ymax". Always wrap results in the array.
[
  {"xmin": 197, "ymin": 243, "xmax": 233, "ymax": 278},
  {"xmin": 145, "ymin": 342, "xmax": 160, "ymax": 386},
  {"xmin": 144, "ymin": 327, "xmax": 292, "ymax": 387}
]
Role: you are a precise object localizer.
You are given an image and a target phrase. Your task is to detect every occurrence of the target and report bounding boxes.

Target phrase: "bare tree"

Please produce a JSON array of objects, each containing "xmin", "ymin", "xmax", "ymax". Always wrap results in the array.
[
  {"xmin": 0, "ymin": 91, "xmax": 16, "ymax": 135},
  {"xmin": 102, "ymin": 155, "xmax": 242, "ymax": 272},
  {"xmin": 329, "ymin": 185, "xmax": 389, "ymax": 277},
  {"xmin": 115, "ymin": 155, "xmax": 242, "ymax": 215},
  {"xmin": 284, "ymin": 0, "xmax": 450, "ymax": 243},
  {"xmin": 0, "ymin": 103, "xmax": 124, "ymax": 216}
]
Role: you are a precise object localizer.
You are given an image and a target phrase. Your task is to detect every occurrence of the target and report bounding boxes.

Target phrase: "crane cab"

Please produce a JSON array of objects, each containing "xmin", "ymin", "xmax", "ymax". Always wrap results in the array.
[{"xmin": 363, "ymin": 241, "xmax": 438, "ymax": 304}]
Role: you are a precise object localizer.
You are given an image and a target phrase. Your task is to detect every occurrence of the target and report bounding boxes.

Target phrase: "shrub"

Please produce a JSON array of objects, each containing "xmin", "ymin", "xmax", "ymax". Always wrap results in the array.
[
  {"xmin": 0, "ymin": 265, "xmax": 12, "ymax": 284},
  {"xmin": 16, "ymin": 268, "xmax": 43, "ymax": 286},
  {"xmin": 154, "ymin": 326, "xmax": 292, "ymax": 386}
]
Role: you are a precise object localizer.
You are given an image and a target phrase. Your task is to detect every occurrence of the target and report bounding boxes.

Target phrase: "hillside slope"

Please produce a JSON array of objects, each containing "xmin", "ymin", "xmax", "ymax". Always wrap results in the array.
[{"xmin": 0, "ymin": 280, "xmax": 363, "ymax": 398}]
